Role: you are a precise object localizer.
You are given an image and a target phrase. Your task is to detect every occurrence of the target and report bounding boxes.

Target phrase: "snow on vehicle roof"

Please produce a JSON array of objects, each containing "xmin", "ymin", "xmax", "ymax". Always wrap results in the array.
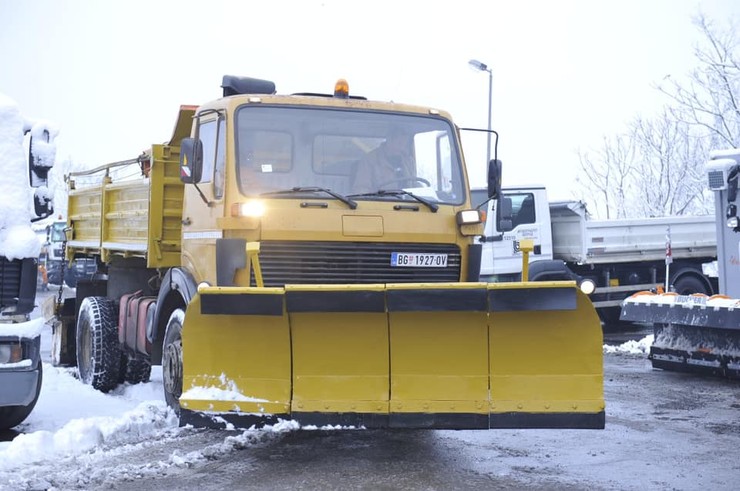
[{"xmin": 0, "ymin": 92, "xmax": 57, "ymax": 260}]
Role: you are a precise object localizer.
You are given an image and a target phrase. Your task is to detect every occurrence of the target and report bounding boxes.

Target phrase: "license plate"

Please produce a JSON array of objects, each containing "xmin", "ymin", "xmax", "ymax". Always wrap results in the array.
[{"xmin": 390, "ymin": 252, "xmax": 448, "ymax": 268}]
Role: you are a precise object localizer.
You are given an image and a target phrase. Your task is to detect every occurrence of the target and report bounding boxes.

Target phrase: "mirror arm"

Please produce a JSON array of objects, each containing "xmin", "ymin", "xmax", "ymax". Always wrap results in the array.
[{"xmin": 192, "ymin": 182, "xmax": 212, "ymax": 207}]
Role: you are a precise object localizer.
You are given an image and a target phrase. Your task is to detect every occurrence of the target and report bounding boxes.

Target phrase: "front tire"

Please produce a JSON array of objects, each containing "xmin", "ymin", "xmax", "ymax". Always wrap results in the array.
[
  {"xmin": 162, "ymin": 309, "xmax": 184, "ymax": 414},
  {"xmin": 672, "ymin": 275, "xmax": 710, "ymax": 296},
  {"xmin": 76, "ymin": 296, "xmax": 121, "ymax": 392}
]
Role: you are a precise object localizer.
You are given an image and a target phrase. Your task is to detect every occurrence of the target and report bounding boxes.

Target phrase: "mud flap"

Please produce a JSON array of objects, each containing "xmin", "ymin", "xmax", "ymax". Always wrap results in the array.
[{"xmin": 180, "ymin": 282, "xmax": 604, "ymax": 429}]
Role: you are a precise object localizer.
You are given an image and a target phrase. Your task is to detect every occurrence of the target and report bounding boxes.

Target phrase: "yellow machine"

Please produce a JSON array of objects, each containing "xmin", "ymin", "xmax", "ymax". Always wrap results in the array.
[{"xmin": 57, "ymin": 76, "xmax": 604, "ymax": 430}]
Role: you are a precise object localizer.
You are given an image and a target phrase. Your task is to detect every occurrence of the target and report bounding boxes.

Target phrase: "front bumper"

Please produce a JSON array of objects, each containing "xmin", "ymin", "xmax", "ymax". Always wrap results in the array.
[{"xmin": 0, "ymin": 336, "xmax": 41, "ymax": 407}]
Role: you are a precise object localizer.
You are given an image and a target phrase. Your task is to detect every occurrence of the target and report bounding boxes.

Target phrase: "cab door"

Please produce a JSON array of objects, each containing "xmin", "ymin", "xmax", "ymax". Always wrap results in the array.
[{"xmin": 480, "ymin": 190, "xmax": 551, "ymax": 280}]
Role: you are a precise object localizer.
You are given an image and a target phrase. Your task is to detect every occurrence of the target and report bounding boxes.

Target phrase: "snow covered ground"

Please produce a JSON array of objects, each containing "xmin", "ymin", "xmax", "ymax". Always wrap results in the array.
[
  {"xmin": 0, "ymin": 353, "xmax": 300, "ymax": 490},
  {"xmin": 0, "ymin": 318, "xmax": 651, "ymax": 490}
]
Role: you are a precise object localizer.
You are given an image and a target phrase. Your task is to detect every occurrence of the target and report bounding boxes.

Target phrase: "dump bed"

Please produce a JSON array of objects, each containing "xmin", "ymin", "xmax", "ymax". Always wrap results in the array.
[
  {"xmin": 66, "ymin": 144, "xmax": 184, "ymax": 268},
  {"xmin": 549, "ymin": 201, "xmax": 716, "ymax": 265},
  {"xmin": 65, "ymin": 106, "xmax": 193, "ymax": 268}
]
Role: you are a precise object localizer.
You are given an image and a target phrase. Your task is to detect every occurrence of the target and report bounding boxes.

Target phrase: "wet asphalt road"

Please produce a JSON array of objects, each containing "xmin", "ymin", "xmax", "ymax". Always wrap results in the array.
[{"xmin": 102, "ymin": 353, "xmax": 740, "ymax": 491}]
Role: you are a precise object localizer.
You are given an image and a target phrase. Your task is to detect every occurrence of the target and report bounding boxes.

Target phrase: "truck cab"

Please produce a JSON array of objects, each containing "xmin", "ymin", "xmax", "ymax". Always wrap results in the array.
[{"xmin": 472, "ymin": 185, "xmax": 554, "ymax": 281}]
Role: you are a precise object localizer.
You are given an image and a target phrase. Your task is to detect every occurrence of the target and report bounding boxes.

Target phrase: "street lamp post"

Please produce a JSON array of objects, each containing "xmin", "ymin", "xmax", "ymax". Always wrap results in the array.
[{"xmin": 468, "ymin": 59, "xmax": 493, "ymax": 163}]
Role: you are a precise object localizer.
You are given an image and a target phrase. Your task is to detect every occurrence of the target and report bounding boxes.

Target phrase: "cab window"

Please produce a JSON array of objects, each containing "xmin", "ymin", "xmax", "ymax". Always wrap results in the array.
[
  {"xmin": 507, "ymin": 192, "xmax": 536, "ymax": 228},
  {"xmin": 198, "ymin": 119, "xmax": 218, "ymax": 184}
]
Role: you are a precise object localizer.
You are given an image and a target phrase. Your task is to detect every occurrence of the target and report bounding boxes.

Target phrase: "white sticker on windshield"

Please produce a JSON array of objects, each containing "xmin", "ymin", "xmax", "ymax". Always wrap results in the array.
[{"xmin": 261, "ymin": 164, "xmax": 273, "ymax": 173}]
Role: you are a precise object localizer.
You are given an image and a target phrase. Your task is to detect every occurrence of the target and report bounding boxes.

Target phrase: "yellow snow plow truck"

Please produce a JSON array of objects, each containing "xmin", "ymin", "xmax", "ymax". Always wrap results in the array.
[{"xmin": 53, "ymin": 76, "xmax": 604, "ymax": 430}]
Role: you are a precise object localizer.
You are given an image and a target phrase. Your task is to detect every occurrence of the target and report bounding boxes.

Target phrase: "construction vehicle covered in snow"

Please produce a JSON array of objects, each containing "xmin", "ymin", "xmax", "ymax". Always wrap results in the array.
[
  {"xmin": 621, "ymin": 149, "xmax": 740, "ymax": 378},
  {"xmin": 0, "ymin": 94, "xmax": 57, "ymax": 430},
  {"xmin": 52, "ymin": 76, "xmax": 605, "ymax": 429}
]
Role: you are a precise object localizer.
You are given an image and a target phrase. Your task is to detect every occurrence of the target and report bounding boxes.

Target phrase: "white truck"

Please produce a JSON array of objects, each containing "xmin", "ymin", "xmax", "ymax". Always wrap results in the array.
[
  {"xmin": 472, "ymin": 185, "xmax": 717, "ymax": 325},
  {"xmin": 0, "ymin": 93, "xmax": 58, "ymax": 430},
  {"xmin": 43, "ymin": 219, "xmax": 95, "ymax": 287}
]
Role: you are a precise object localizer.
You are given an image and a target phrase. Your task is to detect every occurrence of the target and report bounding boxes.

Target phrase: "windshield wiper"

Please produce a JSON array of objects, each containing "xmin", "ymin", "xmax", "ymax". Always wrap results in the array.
[
  {"xmin": 347, "ymin": 189, "xmax": 438, "ymax": 213},
  {"xmin": 261, "ymin": 187, "xmax": 357, "ymax": 209}
]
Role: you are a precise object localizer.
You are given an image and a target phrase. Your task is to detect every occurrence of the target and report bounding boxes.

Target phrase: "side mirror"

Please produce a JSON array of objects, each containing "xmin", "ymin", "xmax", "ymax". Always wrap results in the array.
[
  {"xmin": 179, "ymin": 137, "xmax": 203, "ymax": 184},
  {"xmin": 497, "ymin": 196, "xmax": 513, "ymax": 232},
  {"xmin": 31, "ymin": 189, "xmax": 53, "ymax": 222},
  {"xmin": 487, "ymin": 159, "xmax": 502, "ymax": 200},
  {"xmin": 728, "ymin": 166, "xmax": 739, "ymax": 202},
  {"xmin": 28, "ymin": 132, "xmax": 52, "ymax": 188}
]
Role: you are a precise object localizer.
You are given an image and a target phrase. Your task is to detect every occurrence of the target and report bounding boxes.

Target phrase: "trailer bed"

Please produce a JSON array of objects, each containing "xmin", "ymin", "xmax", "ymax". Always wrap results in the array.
[{"xmin": 549, "ymin": 201, "xmax": 716, "ymax": 265}]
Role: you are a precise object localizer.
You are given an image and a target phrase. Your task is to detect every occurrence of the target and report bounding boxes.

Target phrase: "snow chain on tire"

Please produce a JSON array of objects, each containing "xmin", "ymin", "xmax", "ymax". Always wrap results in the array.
[
  {"xmin": 120, "ymin": 355, "xmax": 152, "ymax": 385},
  {"xmin": 76, "ymin": 296, "xmax": 122, "ymax": 392}
]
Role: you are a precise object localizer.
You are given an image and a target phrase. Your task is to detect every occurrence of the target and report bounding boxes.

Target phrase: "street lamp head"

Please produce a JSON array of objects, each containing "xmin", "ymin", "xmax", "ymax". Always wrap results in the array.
[{"xmin": 468, "ymin": 59, "xmax": 489, "ymax": 72}]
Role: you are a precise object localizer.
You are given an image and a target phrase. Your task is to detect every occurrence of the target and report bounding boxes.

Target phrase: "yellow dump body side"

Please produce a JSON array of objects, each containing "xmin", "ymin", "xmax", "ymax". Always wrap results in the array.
[{"xmin": 66, "ymin": 144, "xmax": 183, "ymax": 268}]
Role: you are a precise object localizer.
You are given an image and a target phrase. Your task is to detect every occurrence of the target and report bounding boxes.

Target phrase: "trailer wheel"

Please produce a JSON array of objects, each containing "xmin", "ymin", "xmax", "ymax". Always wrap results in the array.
[
  {"xmin": 64, "ymin": 268, "xmax": 78, "ymax": 288},
  {"xmin": 163, "ymin": 308, "xmax": 184, "ymax": 414},
  {"xmin": 0, "ymin": 363, "xmax": 42, "ymax": 431},
  {"xmin": 76, "ymin": 296, "xmax": 121, "ymax": 392},
  {"xmin": 672, "ymin": 275, "xmax": 710, "ymax": 296}
]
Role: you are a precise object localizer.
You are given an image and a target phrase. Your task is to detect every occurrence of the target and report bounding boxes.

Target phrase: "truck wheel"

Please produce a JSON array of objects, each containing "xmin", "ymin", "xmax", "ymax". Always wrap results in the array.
[
  {"xmin": 163, "ymin": 309, "xmax": 184, "ymax": 414},
  {"xmin": 76, "ymin": 296, "xmax": 121, "ymax": 392},
  {"xmin": 0, "ymin": 363, "xmax": 42, "ymax": 431},
  {"xmin": 121, "ymin": 354, "xmax": 152, "ymax": 385},
  {"xmin": 672, "ymin": 275, "xmax": 710, "ymax": 296},
  {"xmin": 64, "ymin": 269, "xmax": 78, "ymax": 288}
]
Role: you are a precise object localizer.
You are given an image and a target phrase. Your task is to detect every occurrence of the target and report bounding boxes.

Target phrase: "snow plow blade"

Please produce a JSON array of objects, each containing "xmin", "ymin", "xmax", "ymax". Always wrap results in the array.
[
  {"xmin": 621, "ymin": 293, "xmax": 740, "ymax": 379},
  {"xmin": 179, "ymin": 282, "xmax": 604, "ymax": 430}
]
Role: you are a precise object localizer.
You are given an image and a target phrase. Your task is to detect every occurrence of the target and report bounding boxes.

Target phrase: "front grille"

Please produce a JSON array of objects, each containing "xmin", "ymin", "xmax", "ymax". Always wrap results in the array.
[
  {"xmin": 1, "ymin": 257, "xmax": 22, "ymax": 309},
  {"xmin": 707, "ymin": 170, "xmax": 726, "ymax": 190},
  {"xmin": 251, "ymin": 241, "xmax": 461, "ymax": 286}
]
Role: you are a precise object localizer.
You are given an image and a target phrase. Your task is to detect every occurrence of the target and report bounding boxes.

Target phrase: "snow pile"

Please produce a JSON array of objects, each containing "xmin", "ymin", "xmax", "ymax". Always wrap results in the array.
[
  {"xmin": 0, "ymin": 93, "xmax": 38, "ymax": 260},
  {"xmin": 0, "ymin": 365, "xmax": 178, "ymax": 471},
  {"xmin": 624, "ymin": 292, "xmax": 740, "ymax": 309},
  {"xmin": 0, "ymin": 360, "xmax": 308, "ymax": 489},
  {"xmin": 181, "ymin": 372, "xmax": 269, "ymax": 402},
  {"xmin": 0, "ymin": 317, "xmax": 45, "ymax": 341},
  {"xmin": 603, "ymin": 335, "xmax": 654, "ymax": 355},
  {"xmin": 0, "ymin": 92, "xmax": 58, "ymax": 261}
]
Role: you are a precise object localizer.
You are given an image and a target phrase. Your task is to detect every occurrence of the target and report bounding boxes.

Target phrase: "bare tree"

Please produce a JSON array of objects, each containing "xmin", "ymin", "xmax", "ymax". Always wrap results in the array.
[
  {"xmin": 630, "ymin": 111, "xmax": 712, "ymax": 217},
  {"xmin": 576, "ymin": 132, "xmax": 637, "ymax": 219},
  {"xmin": 657, "ymin": 14, "xmax": 740, "ymax": 149},
  {"xmin": 577, "ymin": 13, "xmax": 738, "ymax": 218}
]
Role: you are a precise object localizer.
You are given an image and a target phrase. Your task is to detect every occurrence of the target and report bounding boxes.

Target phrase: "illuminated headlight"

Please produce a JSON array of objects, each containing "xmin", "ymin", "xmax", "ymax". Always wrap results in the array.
[
  {"xmin": 0, "ymin": 343, "xmax": 23, "ymax": 364},
  {"xmin": 232, "ymin": 200, "xmax": 266, "ymax": 218},
  {"xmin": 456, "ymin": 209, "xmax": 482, "ymax": 225},
  {"xmin": 579, "ymin": 278, "xmax": 596, "ymax": 295},
  {"xmin": 727, "ymin": 216, "xmax": 739, "ymax": 229}
]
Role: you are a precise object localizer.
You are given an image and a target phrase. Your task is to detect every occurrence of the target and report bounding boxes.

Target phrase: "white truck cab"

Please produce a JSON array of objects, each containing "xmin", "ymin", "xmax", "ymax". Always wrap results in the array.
[{"xmin": 472, "ymin": 186, "xmax": 554, "ymax": 281}]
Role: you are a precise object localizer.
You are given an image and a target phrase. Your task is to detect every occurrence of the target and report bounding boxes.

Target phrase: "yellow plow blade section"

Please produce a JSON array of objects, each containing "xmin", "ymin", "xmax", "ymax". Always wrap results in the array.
[
  {"xmin": 179, "ymin": 282, "xmax": 604, "ymax": 429},
  {"xmin": 488, "ymin": 282, "xmax": 604, "ymax": 428}
]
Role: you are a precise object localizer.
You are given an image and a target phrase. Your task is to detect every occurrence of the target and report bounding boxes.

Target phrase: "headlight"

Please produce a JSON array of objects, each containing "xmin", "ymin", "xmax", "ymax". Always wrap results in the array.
[
  {"xmin": 579, "ymin": 278, "xmax": 597, "ymax": 295},
  {"xmin": 456, "ymin": 209, "xmax": 483, "ymax": 225},
  {"xmin": 0, "ymin": 343, "xmax": 23, "ymax": 364},
  {"xmin": 231, "ymin": 200, "xmax": 266, "ymax": 218}
]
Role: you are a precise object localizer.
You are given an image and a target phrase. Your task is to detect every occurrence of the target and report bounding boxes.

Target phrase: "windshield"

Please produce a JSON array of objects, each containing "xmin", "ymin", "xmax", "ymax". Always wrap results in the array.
[
  {"xmin": 234, "ymin": 106, "xmax": 465, "ymax": 205},
  {"xmin": 50, "ymin": 222, "xmax": 66, "ymax": 242}
]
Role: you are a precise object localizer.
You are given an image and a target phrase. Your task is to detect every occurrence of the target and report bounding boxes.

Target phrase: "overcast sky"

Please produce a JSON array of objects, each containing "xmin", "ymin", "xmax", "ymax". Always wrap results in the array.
[{"xmin": 2, "ymin": 0, "xmax": 739, "ymax": 201}]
